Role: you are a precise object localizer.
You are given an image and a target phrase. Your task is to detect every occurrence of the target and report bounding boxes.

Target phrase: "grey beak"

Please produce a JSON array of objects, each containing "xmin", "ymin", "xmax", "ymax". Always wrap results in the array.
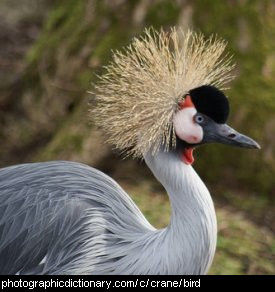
[{"xmin": 202, "ymin": 121, "xmax": 261, "ymax": 149}]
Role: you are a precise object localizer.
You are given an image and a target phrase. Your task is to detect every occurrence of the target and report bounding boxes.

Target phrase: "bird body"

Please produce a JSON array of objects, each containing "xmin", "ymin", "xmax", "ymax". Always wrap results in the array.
[{"xmin": 0, "ymin": 154, "xmax": 216, "ymax": 274}]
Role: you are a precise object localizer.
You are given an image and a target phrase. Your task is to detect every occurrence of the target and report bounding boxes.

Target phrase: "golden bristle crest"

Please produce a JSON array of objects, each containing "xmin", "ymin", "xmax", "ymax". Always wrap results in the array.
[{"xmin": 91, "ymin": 27, "xmax": 235, "ymax": 158}]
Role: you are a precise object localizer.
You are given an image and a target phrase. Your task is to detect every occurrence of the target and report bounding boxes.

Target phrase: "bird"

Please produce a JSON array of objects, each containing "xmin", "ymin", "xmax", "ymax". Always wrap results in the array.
[{"xmin": 0, "ymin": 28, "xmax": 260, "ymax": 275}]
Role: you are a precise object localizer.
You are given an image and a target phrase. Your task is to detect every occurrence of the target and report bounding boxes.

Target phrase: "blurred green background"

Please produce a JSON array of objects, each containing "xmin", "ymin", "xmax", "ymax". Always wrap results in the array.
[{"xmin": 0, "ymin": 0, "xmax": 274, "ymax": 274}]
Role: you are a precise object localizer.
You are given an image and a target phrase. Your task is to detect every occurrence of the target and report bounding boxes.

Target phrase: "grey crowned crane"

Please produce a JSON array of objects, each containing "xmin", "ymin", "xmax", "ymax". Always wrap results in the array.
[{"xmin": 0, "ymin": 28, "xmax": 260, "ymax": 275}]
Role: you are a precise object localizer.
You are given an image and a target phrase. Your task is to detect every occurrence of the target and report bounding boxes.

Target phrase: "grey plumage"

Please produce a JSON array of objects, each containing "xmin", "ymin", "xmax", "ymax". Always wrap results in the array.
[
  {"xmin": 0, "ymin": 161, "xmax": 152, "ymax": 274},
  {"xmin": 0, "ymin": 152, "xmax": 216, "ymax": 275}
]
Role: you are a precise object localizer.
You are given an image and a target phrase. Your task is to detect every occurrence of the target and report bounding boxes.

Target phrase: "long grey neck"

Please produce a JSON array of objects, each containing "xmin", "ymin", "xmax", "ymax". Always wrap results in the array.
[{"xmin": 144, "ymin": 150, "xmax": 217, "ymax": 275}]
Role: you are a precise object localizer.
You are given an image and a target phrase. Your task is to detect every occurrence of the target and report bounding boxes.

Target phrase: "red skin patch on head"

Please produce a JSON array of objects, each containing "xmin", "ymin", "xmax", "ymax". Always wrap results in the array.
[
  {"xmin": 181, "ymin": 148, "xmax": 194, "ymax": 165},
  {"xmin": 178, "ymin": 95, "xmax": 195, "ymax": 109}
]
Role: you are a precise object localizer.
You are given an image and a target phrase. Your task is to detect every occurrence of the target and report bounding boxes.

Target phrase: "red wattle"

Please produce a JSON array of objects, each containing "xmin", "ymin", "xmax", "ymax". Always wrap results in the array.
[{"xmin": 181, "ymin": 148, "xmax": 194, "ymax": 165}]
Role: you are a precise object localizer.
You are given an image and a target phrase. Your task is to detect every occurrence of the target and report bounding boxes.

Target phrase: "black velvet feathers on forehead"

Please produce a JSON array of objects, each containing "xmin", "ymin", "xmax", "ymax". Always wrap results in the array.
[{"xmin": 189, "ymin": 85, "xmax": 229, "ymax": 124}]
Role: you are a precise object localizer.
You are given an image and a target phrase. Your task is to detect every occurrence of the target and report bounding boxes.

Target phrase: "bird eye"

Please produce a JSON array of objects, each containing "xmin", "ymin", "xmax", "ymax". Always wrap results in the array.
[{"xmin": 194, "ymin": 114, "xmax": 204, "ymax": 124}]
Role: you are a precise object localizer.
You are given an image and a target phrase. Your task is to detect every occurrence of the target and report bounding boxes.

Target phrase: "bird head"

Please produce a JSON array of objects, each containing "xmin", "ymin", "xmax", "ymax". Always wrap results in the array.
[
  {"xmin": 92, "ymin": 27, "xmax": 260, "ymax": 162},
  {"xmin": 173, "ymin": 85, "xmax": 260, "ymax": 165}
]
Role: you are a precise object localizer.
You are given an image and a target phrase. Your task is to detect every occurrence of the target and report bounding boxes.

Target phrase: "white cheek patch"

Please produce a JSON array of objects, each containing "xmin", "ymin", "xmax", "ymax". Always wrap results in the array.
[{"xmin": 173, "ymin": 108, "xmax": 203, "ymax": 144}]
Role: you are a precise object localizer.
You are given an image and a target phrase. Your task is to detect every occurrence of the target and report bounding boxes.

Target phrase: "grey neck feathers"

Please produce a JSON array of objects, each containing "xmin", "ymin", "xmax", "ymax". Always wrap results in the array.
[{"xmin": 144, "ymin": 150, "xmax": 217, "ymax": 275}]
